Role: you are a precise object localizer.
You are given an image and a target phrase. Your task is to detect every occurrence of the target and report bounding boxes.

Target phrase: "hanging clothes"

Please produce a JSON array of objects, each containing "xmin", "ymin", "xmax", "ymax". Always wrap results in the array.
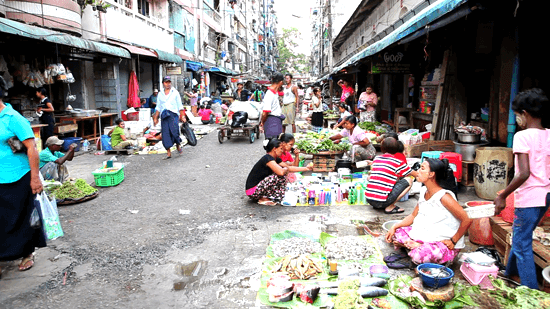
[{"xmin": 127, "ymin": 71, "xmax": 140, "ymax": 108}]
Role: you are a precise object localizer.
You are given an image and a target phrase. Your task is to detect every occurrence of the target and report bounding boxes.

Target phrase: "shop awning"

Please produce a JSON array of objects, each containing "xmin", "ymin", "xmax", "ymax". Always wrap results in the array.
[
  {"xmin": 0, "ymin": 17, "xmax": 130, "ymax": 59},
  {"xmin": 331, "ymin": 0, "xmax": 467, "ymax": 74},
  {"xmin": 207, "ymin": 67, "xmax": 236, "ymax": 75},
  {"xmin": 107, "ymin": 41, "xmax": 158, "ymax": 58},
  {"xmin": 152, "ymin": 49, "xmax": 183, "ymax": 63},
  {"xmin": 185, "ymin": 60, "xmax": 204, "ymax": 71}
]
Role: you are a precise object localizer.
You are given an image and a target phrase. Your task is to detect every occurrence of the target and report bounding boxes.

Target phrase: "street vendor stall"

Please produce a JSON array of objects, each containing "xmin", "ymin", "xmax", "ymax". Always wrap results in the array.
[{"xmin": 57, "ymin": 112, "xmax": 117, "ymax": 142}]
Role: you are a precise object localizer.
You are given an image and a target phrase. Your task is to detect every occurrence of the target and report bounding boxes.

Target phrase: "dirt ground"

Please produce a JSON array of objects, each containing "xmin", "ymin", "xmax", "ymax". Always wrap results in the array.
[{"xmin": 0, "ymin": 124, "xmax": 483, "ymax": 309}]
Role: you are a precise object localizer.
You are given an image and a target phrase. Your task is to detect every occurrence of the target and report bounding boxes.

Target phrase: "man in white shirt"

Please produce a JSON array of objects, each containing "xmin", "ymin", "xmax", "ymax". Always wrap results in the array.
[
  {"xmin": 281, "ymin": 74, "xmax": 300, "ymax": 133},
  {"xmin": 153, "ymin": 76, "xmax": 185, "ymax": 159},
  {"xmin": 260, "ymin": 73, "xmax": 285, "ymax": 139}
]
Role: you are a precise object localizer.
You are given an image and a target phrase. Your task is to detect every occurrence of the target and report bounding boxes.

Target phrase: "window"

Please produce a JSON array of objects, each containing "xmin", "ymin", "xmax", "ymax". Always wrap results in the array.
[{"xmin": 137, "ymin": 0, "xmax": 149, "ymax": 16}]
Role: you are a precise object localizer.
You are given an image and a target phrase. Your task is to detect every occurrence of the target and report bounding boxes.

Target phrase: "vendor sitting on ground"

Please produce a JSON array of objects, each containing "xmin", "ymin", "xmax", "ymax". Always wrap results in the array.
[
  {"xmin": 365, "ymin": 137, "xmax": 417, "ymax": 214},
  {"xmin": 334, "ymin": 104, "xmax": 352, "ymax": 129},
  {"xmin": 278, "ymin": 133, "xmax": 300, "ymax": 167},
  {"xmin": 198, "ymin": 104, "xmax": 214, "ymax": 124},
  {"xmin": 329, "ymin": 115, "xmax": 376, "ymax": 162},
  {"xmin": 39, "ymin": 136, "xmax": 76, "ymax": 182},
  {"xmin": 384, "ymin": 158, "xmax": 472, "ymax": 266},
  {"xmin": 245, "ymin": 139, "xmax": 312, "ymax": 206},
  {"xmin": 108, "ymin": 118, "xmax": 137, "ymax": 149},
  {"xmin": 142, "ymin": 118, "xmax": 162, "ymax": 141}
]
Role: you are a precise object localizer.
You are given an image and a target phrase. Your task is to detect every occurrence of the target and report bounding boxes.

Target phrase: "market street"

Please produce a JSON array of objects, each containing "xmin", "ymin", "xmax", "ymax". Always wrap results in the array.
[{"xmin": 0, "ymin": 128, "xmax": 482, "ymax": 308}]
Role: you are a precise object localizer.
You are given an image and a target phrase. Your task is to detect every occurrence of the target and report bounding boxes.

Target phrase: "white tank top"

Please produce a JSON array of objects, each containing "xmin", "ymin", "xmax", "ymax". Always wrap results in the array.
[
  {"xmin": 408, "ymin": 187, "xmax": 465, "ymax": 249},
  {"xmin": 283, "ymin": 85, "xmax": 296, "ymax": 105}
]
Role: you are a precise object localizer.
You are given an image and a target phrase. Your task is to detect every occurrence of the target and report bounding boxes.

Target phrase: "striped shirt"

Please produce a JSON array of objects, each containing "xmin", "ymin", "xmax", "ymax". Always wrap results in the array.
[{"xmin": 366, "ymin": 153, "xmax": 412, "ymax": 201}]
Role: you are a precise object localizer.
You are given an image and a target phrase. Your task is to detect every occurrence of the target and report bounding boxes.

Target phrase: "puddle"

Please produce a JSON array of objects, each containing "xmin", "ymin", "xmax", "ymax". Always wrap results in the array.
[{"xmin": 173, "ymin": 260, "xmax": 208, "ymax": 290}]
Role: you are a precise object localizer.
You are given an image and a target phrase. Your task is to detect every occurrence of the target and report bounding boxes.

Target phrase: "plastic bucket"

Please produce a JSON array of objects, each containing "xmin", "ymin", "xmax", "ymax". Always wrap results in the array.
[
  {"xmin": 466, "ymin": 201, "xmax": 494, "ymax": 245},
  {"xmin": 60, "ymin": 137, "xmax": 82, "ymax": 152}
]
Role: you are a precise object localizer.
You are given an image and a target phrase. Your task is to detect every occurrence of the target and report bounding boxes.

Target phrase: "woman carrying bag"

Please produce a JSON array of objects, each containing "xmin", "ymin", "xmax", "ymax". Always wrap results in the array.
[{"xmin": 0, "ymin": 77, "xmax": 47, "ymax": 276}]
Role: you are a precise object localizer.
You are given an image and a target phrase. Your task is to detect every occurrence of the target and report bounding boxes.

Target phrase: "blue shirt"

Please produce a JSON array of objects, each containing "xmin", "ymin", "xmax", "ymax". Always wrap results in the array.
[
  {"xmin": 157, "ymin": 87, "xmax": 183, "ymax": 115},
  {"xmin": 0, "ymin": 103, "xmax": 35, "ymax": 183},
  {"xmin": 39, "ymin": 148, "xmax": 64, "ymax": 168}
]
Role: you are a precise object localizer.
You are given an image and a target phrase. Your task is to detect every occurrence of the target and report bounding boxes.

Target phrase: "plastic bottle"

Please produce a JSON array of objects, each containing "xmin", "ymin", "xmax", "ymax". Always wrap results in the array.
[
  {"xmin": 348, "ymin": 186, "xmax": 355, "ymax": 205},
  {"xmin": 327, "ymin": 189, "xmax": 332, "ymax": 205},
  {"xmin": 336, "ymin": 185, "xmax": 342, "ymax": 203},
  {"xmin": 330, "ymin": 187, "xmax": 336, "ymax": 205},
  {"xmin": 319, "ymin": 191, "xmax": 324, "ymax": 205},
  {"xmin": 308, "ymin": 190, "xmax": 316, "ymax": 205},
  {"xmin": 82, "ymin": 139, "xmax": 90, "ymax": 151}
]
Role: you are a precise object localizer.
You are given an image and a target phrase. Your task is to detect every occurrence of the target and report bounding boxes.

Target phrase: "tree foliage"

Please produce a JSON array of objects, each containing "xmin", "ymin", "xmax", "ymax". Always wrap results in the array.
[{"xmin": 276, "ymin": 27, "xmax": 310, "ymax": 75}]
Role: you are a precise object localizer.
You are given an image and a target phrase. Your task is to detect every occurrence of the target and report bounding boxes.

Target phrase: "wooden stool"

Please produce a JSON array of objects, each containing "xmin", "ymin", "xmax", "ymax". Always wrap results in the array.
[
  {"xmin": 394, "ymin": 108, "xmax": 414, "ymax": 133},
  {"xmin": 462, "ymin": 161, "xmax": 475, "ymax": 187}
]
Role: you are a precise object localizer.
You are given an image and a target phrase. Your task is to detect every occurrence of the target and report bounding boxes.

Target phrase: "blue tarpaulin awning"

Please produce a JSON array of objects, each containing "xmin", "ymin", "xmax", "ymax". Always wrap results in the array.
[
  {"xmin": 153, "ymin": 49, "xmax": 183, "ymax": 63},
  {"xmin": 207, "ymin": 67, "xmax": 236, "ymax": 75},
  {"xmin": 331, "ymin": 0, "xmax": 467, "ymax": 74},
  {"xmin": 0, "ymin": 17, "xmax": 131, "ymax": 58},
  {"xmin": 185, "ymin": 60, "xmax": 203, "ymax": 71}
]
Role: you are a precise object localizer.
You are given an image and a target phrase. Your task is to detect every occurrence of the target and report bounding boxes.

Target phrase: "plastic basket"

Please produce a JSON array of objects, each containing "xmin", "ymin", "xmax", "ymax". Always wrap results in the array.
[
  {"xmin": 464, "ymin": 202, "xmax": 495, "ymax": 219},
  {"xmin": 92, "ymin": 167, "xmax": 124, "ymax": 187}
]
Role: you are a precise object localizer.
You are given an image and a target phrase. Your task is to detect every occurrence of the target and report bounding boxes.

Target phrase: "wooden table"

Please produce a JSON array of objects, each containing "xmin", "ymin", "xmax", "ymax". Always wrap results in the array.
[
  {"xmin": 323, "ymin": 116, "xmax": 340, "ymax": 128},
  {"xmin": 57, "ymin": 113, "xmax": 117, "ymax": 141}
]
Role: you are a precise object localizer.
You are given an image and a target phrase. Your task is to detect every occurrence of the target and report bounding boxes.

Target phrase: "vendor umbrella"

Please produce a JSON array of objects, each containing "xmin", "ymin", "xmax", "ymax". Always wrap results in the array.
[{"xmin": 127, "ymin": 71, "xmax": 140, "ymax": 108}]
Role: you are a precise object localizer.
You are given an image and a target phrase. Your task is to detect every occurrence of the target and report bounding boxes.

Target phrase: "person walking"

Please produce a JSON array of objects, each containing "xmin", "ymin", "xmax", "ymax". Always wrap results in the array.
[
  {"xmin": 153, "ymin": 76, "xmax": 185, "ymax": 160},
  {"xmin": 1, "ymin": 77, "xmax": 47, "ymax": 275},
  {"xmin": 281, "ymin": 74, "xmax": 299, "ymax": 133},
  {"xmin": 260, "ymin": 73, "xmax": 285, "ymax": 139},
  {"xmin": 311, "ymin": 87, "xmax": 324, "ymax": 133},
  {"xmin": 35, "ymin": 88, "xmax": 55, "ymax": 144},
  {"xmin": 495, "ymin": 88, "xmax": 550, "ymax": 289}
]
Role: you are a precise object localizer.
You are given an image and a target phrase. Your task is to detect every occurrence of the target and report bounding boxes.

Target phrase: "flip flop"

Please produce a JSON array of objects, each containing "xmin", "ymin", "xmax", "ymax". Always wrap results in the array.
[
  {"xmin": 258, "ymin": 200, "xmax": 278, "ymax": 206},
  {"xmin": 163, "ymin": 156, "xmax": 172, "ymax": 160},
  {"xmin": 383, "ymin": 252, "xmax": 409, "ymax": 263},
  {"xmin": 384, "ymin": 206, "xmax": 405, "ymax": 214},
  {"xmin": 19, "ymin": 254, "xmax": 34, "ymax": 271},
  {"xmin": 387, "ymin": 260, "xmax": 413, "ymax": 269},
  {"xmin": 178, "ymin": 148, "xmax": 183, "ymax": 155}
]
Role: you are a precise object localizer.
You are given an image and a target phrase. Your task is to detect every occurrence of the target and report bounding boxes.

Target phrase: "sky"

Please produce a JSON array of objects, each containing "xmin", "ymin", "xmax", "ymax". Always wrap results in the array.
[{"xmin": 273, "ymin": 0, "xmax": 317, "ymax": 56}]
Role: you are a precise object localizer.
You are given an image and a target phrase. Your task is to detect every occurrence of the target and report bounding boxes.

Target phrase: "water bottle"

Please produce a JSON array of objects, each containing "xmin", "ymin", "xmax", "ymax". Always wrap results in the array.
[{"xmin": 82, "ymin": 139, "xmax": 89, "ymax": 151}]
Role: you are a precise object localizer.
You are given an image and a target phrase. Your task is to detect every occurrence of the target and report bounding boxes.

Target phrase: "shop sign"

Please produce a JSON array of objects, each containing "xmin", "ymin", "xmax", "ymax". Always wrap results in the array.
[
  {"xmin": 371, "ymin": 51, "xmax": 410, "ymax": 74},
  {"xmin": 166, "ymin": 67, "xmax": 182, "ymax": 75}
]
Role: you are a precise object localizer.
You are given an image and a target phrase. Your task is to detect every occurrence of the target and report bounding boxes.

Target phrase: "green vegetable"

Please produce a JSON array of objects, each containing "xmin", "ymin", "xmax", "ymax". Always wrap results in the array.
[
  {"xmin": 358, "ymin": 121, "xmax": 380, "ymax": 131},
  {"xmin": 52, "ymin": 182, "xmax": 85, "ymax": 200},
  {"xmin": 74, "ymin": 179, "xmax": 98, "ymax": 195}
]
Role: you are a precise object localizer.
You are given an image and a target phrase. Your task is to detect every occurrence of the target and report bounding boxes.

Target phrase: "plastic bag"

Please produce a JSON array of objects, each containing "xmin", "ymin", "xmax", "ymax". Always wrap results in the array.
[
  {"xmin": 180, "ymin": 121, "xmax": 197, "ymax": 146},
  {"xmin": 101, "ymin": 135, "xmax": 112, "ymax": 150},
  {"xmin": 231, "ymin": 111, "xmax": 248, "ymax": 128},
  {"xmin": 36, "ymin": 191, "xmax": 63, "ymax": 240},
  {"xmin": 30, "ymin": 199, "xmax": 41, "ymax": 229}
]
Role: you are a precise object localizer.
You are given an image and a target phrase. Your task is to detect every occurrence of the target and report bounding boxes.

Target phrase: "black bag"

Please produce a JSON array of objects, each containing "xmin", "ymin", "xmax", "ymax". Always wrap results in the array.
[
  {"xmin": 476, "ymin": 246, "xmax": 503, "ymax": 269},
  {"xmin": 231, "ymin": 111, "xmax": 248, "ymax": 128},
  {"xmin": 180, "ymin": 122, "xmax": 197, "ymax": 146}
]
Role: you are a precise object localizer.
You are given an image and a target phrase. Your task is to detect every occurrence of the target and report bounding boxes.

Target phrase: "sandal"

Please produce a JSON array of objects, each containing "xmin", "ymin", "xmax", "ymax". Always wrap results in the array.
[
  {"xmin": 19, "ymin": 254, "xmax": 34, "ymax": 271},
  {"xmin": 178, "ymin": 148, "xmax": 183, "ymax": 155},
  {"xmin": 258, "ymin": 200, "xmax": 278, "ymax": 206},
  {"xmin": 383, "ymin": 251, "xmax": 409, "ymax": 263},
  {"xmin": 384, "ymin": 206, "xmax": 405, "ymax": 214},
  {"xmin": 163, "ymin": 156, "xmax": 172, "ymax": 160}
]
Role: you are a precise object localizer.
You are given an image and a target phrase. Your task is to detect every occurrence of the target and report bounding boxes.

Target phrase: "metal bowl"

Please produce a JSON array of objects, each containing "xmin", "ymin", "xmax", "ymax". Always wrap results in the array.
[{"xmin": 457, "ymin": 133, "xmax": 481, "ymax": 144}]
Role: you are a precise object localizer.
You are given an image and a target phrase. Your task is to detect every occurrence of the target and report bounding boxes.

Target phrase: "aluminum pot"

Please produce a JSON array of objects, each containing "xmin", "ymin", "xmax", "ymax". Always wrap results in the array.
[
  {"xmin": 457, "ymin": 133, "xmax": 481, "ymax": 144},
  {"xmin": 453, "ymin": 141, "xmax": 489, "ymax": 162}
]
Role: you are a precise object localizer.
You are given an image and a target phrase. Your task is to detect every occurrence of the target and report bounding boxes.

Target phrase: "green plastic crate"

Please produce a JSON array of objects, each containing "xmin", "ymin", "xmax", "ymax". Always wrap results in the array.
[{"xmin": 92, "ymin": 167, "xmax": 124, "ymax": 187}]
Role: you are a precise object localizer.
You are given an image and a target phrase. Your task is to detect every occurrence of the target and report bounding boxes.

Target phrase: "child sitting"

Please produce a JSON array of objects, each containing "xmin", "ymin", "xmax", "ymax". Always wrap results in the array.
[{"xmin": 198, "ymin": 104, "xmax": 214, "ymax": 125}]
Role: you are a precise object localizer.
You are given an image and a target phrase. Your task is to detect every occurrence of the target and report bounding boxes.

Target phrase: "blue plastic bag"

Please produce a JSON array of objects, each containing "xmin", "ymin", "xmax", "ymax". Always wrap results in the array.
[{"xmin": 101, "ymin": 135, "xmax": 112, "ymax": 150}]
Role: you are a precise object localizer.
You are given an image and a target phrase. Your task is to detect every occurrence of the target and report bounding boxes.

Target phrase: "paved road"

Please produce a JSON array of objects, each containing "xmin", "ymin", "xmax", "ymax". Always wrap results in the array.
[{"xmin": 0, "ymin": 127, "xmax": 475, "ymax": 308}]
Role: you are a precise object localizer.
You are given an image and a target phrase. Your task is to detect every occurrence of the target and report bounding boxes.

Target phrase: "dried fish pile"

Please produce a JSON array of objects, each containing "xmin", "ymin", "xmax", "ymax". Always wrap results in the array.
[
  {"xmin": 272, "ymin": 254, "xmax": 324, "ymax": 280},
  {"xmin": 271, "ymin": 237, "xmax": 323, "ymax": 258},
  {"xmin": 325, "ymin": 236, "xmax": 375, "ymax": 260}
]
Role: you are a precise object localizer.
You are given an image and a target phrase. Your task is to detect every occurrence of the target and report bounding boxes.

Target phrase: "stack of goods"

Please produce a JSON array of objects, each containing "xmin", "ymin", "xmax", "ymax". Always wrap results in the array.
[{"xmin": 324, "ymin": 236, "xmax": 375, "ymax": 260}]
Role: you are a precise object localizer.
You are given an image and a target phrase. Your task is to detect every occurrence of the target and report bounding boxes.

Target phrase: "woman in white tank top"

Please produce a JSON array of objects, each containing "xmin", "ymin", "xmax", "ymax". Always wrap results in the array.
[{"xmin": 384, "ymin": 159, "xmax": 472, "ymax": 266}]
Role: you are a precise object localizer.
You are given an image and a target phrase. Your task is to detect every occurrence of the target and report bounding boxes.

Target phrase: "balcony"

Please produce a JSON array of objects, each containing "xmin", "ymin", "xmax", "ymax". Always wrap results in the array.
[
  {"xmin": 105, "ymin": 1, "xmax": 174, "ymax": 53},
  {"xmin": 203, "ymin": 1, "xmax": 222, "ymax": 25}
]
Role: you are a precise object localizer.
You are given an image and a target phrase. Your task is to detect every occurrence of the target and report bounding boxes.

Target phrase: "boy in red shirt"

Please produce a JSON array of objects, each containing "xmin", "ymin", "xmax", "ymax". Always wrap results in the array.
[{"xmin": 366, "ymin": 137, "xmax": 418, "ymax": 214}]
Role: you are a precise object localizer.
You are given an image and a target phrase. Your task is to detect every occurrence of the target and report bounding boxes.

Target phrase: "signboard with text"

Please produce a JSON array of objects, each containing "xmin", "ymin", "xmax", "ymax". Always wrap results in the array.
[
  {"xmin": 371, "ymin": 51, "xmax": 410, "ymax": 74},
  {"xmin": 166, "ymin": 67, "xmax": 182, "ymax": 75}
]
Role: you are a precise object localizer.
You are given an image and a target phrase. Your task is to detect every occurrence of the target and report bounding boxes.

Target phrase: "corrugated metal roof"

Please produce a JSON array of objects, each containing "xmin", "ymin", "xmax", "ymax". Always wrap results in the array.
[
  {"xmin": 0, "ymin": 17, "xmax": 131, "ymax": 58},
  {"xmin": 108, "ymin": 41, "xmax": 158, "ymax": 58}
]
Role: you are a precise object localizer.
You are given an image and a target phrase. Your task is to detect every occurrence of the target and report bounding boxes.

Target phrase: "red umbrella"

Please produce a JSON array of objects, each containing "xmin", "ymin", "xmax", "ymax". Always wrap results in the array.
[{"xmin": 127, "ymin": 71, "xmax": 140, "ymax": 108}]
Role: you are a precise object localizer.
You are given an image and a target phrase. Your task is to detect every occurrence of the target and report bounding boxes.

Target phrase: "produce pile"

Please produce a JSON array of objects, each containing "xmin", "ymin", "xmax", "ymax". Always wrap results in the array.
[
  {"xmin": 271, "ymin": 237, "xmax": 323, "ymax": 258},
  {"xmin": 328, "ymin": 278, "xmax": 389, "ymax": 309},
  {"xmin": 358, "ymin": 121, "xmax": 391, "ymax": 136},
  {"xmin": 294, "ymin": 132, "xmax": 350, "ymax": 154},
  {"xmin": 51, "ymin": 179, "xmax": 97, "ymax": 200},
  {"xmin": 271, "ymin": 254, "xmax": 324, "ymax": 280},
  {"xmin": 324, "ymin": 236, "xmax": 375, "ymax": 260}
]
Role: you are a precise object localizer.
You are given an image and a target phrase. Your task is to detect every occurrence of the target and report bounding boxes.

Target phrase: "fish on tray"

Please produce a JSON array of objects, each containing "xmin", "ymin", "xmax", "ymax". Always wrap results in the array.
[
  {"xmin": 320, "ymin": 277, "xmax": 387, "ymax": 288},
  {"xmin": 323, "ymin": 286, "xmax": 388, "ymax": 297}
]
